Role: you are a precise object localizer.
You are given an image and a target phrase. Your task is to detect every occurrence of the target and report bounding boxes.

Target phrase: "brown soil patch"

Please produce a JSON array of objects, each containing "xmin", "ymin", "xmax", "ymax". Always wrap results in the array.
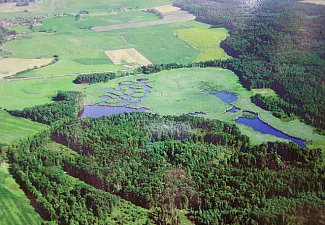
[{"xmin": 105, "ymin": 48, "xmax": 151, "ymax": 66}]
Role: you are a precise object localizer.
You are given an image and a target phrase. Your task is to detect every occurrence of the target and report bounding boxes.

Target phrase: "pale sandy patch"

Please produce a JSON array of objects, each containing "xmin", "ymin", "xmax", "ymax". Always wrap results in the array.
[
  {"xmin": 0, "ymin": 58, "xmax": 53, "ymax": 81},
  {"xmin": 300, "ymin": 0, "xmax": 325, "ymax": 5},
  {"xmin": 153, "ymin": 4, "xmax": 180, "ymax": 13},
  {"xmin": 67, "ymin": 38, "xmax": 83, "ymax": 44},
  {"xmin": 0, "ymin": 2, "xmax": 35, "ymax": 13},
  {"xmin": 105, "ymin": 48, "xmax": 151, "ymax": 66}
]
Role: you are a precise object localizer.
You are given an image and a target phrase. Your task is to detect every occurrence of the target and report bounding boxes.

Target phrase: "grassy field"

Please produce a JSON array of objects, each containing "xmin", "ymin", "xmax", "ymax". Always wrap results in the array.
[
  {"xmin": 176, "ymin": 27, "xmax": 230, "ymax": 62},
  {"xmin": 0, "ymin": 162, "xmax": 42, "ymax": 225},
  {"xmin": 0, "ymin": 76, "xmax": 81, "ymax": 110},
  {"xmin": 82, "ymin": 68, "xmax": 324, "ymax": 149},
  {"xmin": 0, "ymin": 110, "xmax": 47, "ymax": 145}
]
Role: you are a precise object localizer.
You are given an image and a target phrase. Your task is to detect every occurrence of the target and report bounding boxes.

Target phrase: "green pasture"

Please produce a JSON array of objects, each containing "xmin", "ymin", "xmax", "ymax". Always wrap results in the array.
[
  {"xmin": 0, "ymin": 110, "xmax": 47, "ymax": 145},
  {"xmin": 176, "ymin": 27, "xmax": 230, "ymax": 62},
  {"xmin": 83, "ymin": 68, "xmax": 324, "ymax": 149},
  {"xmin": 0, "ymin": 76, "xmax": 80, "ymax": 110},
  {"xmin": 0, "ymin": 162, "xmax": 42, "ymax": 225}
]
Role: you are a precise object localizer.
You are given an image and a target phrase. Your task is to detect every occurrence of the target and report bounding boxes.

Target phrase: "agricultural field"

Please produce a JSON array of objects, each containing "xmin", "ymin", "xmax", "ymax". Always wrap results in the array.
[
  {"xmin": 176, "ymin": 27, "xmax": 230, "ymax": 62},
  {"xmin": 0, "ymin": 58, "xmax": 53, "ymax": 81},
  {"xmin": 105, "ymin": 48, "xmax": 152, "ymax": 66},
  {"xmin": 2, "ymin": 18, "xmax": 216, "ymax": 77},
  {"xmin": 1, "ymin": 0, "xmax": 173, "ymax": 17},
  {"xmin": 0, "ymin": 109, "xmax": 47, "ymax": 145},
  {"xmin": 92, "ymin": 4, "xmax": 195, "ymax": 31},
  {"xmin": 0, "ymin": 162, "xmax": 42, "ymax": 225}
]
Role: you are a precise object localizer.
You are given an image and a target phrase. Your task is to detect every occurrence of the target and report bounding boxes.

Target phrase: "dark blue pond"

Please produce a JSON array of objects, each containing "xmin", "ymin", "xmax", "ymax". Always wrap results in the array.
[
  {"xmin": 214, "ymin": 91, "xmax": 238, "ymax": 104},
  {"xmin": 185, "ymin": 112, "xmax": 206, "ymax": 116},
  {"xmin": 235, "ymin": 116, "xmax": 305, "ymax": 146},
  {"xmin": 227, "ymin": 106, "xmax": 240, "ymax": 113},
  {"xmin": 81, "ymin": 104, "xmax": 147, "ymax": 118}
]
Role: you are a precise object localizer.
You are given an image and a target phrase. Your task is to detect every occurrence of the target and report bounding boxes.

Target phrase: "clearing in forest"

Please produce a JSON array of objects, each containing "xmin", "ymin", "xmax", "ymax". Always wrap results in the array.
[
  {"xmin": 0, "ymin": 58, "xmax": 53, "ymax": 81},
  {"xmin": 105, "ymin": 48, "xmax": 152, "ymax": 66}
]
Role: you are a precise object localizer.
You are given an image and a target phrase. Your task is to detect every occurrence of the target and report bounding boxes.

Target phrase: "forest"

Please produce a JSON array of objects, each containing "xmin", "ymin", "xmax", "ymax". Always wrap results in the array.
[
  {"xmin": 174, "ymin": 0, "xmax": 325, "ymax": 131},
  {"xmin": 5, "ymin": 112, "xmax": 324, "ymax": 224}
]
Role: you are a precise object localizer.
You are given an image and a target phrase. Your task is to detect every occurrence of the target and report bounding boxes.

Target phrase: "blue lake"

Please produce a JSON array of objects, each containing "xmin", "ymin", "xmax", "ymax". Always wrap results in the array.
[
  {"xmin": 214, "ymin": 91, "xmax": 238, "ymax": 104},
  {"xmin": 227, "ymin": 106, "xmax": 240, "ymax": 113},
  {"xmin": 81, "ymin": 105, "xmax": 147, "ymax": 118},
  {"xmin": 235, "ymin": 116, "xmax": 305, "ymax": 146}
]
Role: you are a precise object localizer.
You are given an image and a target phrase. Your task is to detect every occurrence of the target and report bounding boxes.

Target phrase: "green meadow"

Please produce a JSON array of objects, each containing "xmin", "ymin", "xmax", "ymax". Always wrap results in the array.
[
  {"xmin": 0, "ymin": 162, "xmax": 42, "ymax": 225},
  {"xmin": 0, "ymin": 109, "xmax": 47, "ymax": 145},
  {"xmin": 0, "ymin": 76, "xmax": 80, "ymax": 110},
  {"xmin": 0, "ymin": 110, "xmax": 45, "ymax": 225},
  {"xmin": 176, "ymin": 27, "xmax": 230, "ymax": 62},
  {"xmin": 82, "ymin": 68, "xmax": 324, "ymax": 149}
]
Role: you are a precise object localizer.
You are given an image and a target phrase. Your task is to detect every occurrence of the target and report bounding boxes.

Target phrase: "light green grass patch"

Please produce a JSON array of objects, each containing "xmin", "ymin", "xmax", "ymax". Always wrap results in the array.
[
  {"xmin": 0, "ymin": 110, "xmax": 47, "ymax": 145},
  {"xmin": 252, "ymin": 88, "xmax": 278, "ymax": 97},
  {"xmin": 0, "ymin": 162, "xmax": 42, "ymax": 225},
  {"xmin": 0, "ymin": 76, "xmax": 81, "ymax": 110},
  {"xmin": 176, "ymin": 27, "xmax": 230, "ymax": 62}
]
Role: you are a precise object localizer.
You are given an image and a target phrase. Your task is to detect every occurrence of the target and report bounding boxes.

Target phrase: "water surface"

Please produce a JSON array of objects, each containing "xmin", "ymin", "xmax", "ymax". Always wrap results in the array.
[
  {"xmin": 81, "ymin": 105, "xmax": 147, "ymax": 118},
  {"xmin": 236, "ymin": 116, "xmax": 305, "ymax": 146},
  {"xmin": 214, "ymin": 91, "xmax": 238, "ymax": 104}
]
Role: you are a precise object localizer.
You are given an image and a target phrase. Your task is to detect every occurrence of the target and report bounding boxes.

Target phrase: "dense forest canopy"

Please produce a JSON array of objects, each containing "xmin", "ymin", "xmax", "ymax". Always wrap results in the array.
[
  {"xmin": 174, "ymin": 0, "xmax": 325, "ymax": 131},
  {"xmin": 6, "ymin": 113, "xmax": 324, "ymax": 224}
]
